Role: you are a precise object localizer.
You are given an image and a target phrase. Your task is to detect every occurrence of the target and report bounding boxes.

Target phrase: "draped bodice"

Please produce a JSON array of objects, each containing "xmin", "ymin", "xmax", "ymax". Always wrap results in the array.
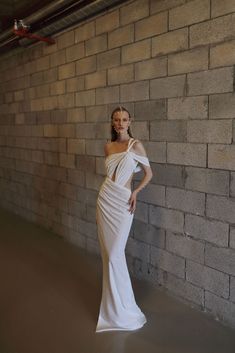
[{"xmin": 105, "ymin": 138, "xmax": 150, "ymax": 187}]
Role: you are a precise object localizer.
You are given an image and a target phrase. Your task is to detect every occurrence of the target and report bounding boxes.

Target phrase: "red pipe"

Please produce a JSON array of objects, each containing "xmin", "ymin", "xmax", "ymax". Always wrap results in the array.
[{"xmin": 13, "ymin": 28, "xmax": 55, "ymax": 45}]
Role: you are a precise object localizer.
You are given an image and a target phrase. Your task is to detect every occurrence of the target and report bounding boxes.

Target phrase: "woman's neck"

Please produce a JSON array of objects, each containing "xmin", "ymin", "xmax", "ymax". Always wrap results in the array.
[{"xmin": 116, "ymin": 132, "xmax": 130, "ymax": 142}]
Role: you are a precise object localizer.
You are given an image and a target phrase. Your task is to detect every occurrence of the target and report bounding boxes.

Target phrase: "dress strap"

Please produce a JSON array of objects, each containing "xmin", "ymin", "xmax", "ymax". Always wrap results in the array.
[{"xmin": 127, "ymin": 138, "xmax": 136, "ymax": 151}]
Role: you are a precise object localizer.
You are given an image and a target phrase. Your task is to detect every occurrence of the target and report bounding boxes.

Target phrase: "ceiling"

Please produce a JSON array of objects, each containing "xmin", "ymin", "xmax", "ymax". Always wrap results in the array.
[
  {"xmin": 0, "ymin": 0, "xmax": 54, "ymax": 32},
  {"xmin": 0, "ymin": 0, "xmax": 125, "ymax": 54}
]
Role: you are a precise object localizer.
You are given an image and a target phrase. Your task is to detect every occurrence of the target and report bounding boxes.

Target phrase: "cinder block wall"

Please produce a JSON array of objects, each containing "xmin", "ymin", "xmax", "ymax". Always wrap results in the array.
[{"xmin": 0, "ymin": 0, "xmax": 235, "ymax": 328}]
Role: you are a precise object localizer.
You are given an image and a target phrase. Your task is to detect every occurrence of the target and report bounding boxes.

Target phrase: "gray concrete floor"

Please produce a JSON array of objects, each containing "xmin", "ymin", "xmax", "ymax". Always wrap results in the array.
[{"xmin": 0, "ymin": 207, "xmax": 234, "ymax": 353}]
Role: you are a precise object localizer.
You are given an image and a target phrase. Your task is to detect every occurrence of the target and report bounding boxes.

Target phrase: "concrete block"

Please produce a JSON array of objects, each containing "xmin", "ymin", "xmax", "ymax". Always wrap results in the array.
[
  {"xmin": 134, "ymin": 100, "xmax": 167, "ymax": 120},
  {"xmin": 210, "ymin": 40, "xmax": 235, "ymax": 68},
  {"xmin": 231, "ymin": 173, "xmax": 235, "ymax": 198},
  {"xmin": 185, "ymin": 166, "xmax": 229, "ymax": 196},
  {"xmin": 59, "ymin": 153, "xmax": 75, "ymax": 169},
  {"xmin": 126, "ymin": 237, "xmax": 150, "ymax": 262},
  {"xmin": 76, "ymin": 122, "xmax": 109, "ymax": 139},
  {"xmin": 50, "ymin": 110, "xmax": 67, "ymax": 124},
  {"xmin": 168, "ymin": 96, "xmax": 208, "ymax": 120},
  {"xmin": 86, "ymin": 105, "xmax": 108, "ymax": 122},
  {"xmin": 66, "ymin": 77, "xmax": 85, "ymax": 92},
  {"xmin": 120, "ymin": 0, "xmax": 149, "ymax": 25},
  {"xmin": 67, "ymin": 108, "xmax": 85, "ymax": 123},
  {"xmin": 68, "ymin": 199, "xmax": 86, "ymax": 218},
  {"xmin": 97, "ymin": 48, "xmax": 120, "ymax": 70},
  {"xmin": 122, "ymin": 39, "xmax": 151, "ymax": 64},
  {"xmin": 208, "ymin": 144, "xmax": 235, "ymax": 171},
  {"xmin": 150, "ymin": 75, "xmax": 186, "ymax": 99},
  {"xmin": 44, "ymin": 151, "xmax": 59, "ymax": 166},
  {"xmin": 150, "ymin": 246, "xmax": 185, "ymax": 279},
  {"xmin": 96, "ymin": 10, "xmax": 119, "ymax": 35},
  {"xmin": 66, "ymin": 229, "xmax": 86, "ymax": 249},
  {"xmin": 164, "ymin": 272, "xmax": 204, "ymax": 306},
  {"xmin": 209, "ymin": 93, "xmax": 235, "ymax": 119},
  {"xmin": 35, "ymin": 84, "xmax": 50, "ymax": 98},
  {"xmin": 137, "ymin": 183, "xmax": 165, "ymax": 206},
  {"xmin": 44, "ymin": 125, "xmax": 58, "ymax": 137},
  {"xmin": 75, "ymin": 22, "xmax": 95, "ymax": 43},
  {"xmin": 58, "ymin": 124, "xmax": 75, "ymax": 138},
  {"xmin": 150, "ymin": 163, "xmax": 185, "ymax": 188},
  {"xmin": 121, "ymin": 81, "xmax": 149, "ymax": 102},
  {"xmin": 187, "ymin": 120, "xmax": 232, "ymax": 143},
  {"xmin": 131, "ymin": 258, "xmax": 159, "ymax": 284},
  {"xmin": 150, "ymin": 0, "xmax": 186, "ymax": 14},
  {"xmin": 108, "ymin": 24, "xmax": 134, "ymax": 49},
  {"xmin": 186, "ymin": 260, "xmax": 229, "ymax": 298},
  {"xmin": 76, "ymin": 56, "xmax": 96, "ymax": 75},
  {"xmin": 131, "ymin": 121, "xmax": 149, "ymax": 140},
  {"xmin": 149, "ymin": 205, "xmax": 184, "ymax": 233},
  {"xmin": 96, "ymin": 86, "xmax": 119, "ymax": 104},
  {"xmin": 167, "ymin": 142, "xmax": 207, "ymax": 167},
  {"xmin": 85, "ymin": 34, "xmax": 107, "ymax": 56},
  {"xmin": 67, "ymin": 169, "xmax": 85, "ymax": 186},
  {"xmin": 185, "ymin": 214, "xmax": 229, "ymax": 247},
  {"xmin": 205, "ymin": 291, "xmax": 235, "ymax": 328},
  {"xmin": 135, "ymin": 57, "xmax": 167, "ymax": 80},
  {"xmin": 85, "ymin": 71, "xmax": 106, "ymax": 89},
  {"xmin": 133, "ymin": 219, "xmax": 166, "ymax": 249},
  {"xmin": 211, "ymin": 0, "xmax": 235, "ymax": 18},
  {"xmin": 144, "ymin": 142, "xmax": 166, "ymax": 163},
  {"xmin": 50, "ymin": 81, "xmax": 66, "ymax": 95},
  {"xmin": 135, "ymin": 201, "xmax": 148, "ymax": 223},
  {"xmin": 87, "ymin": 238, "xmax": 100, "ymax": 255},
  {"xmin": 166, "ymin": 231, "xmax": 204, "ymax": 264},
  {"xmin": 67, "ymin": 139, "xmax": 85, "ymax": 154},
  {"xmin": 135, "ymin": 11, "xmax": 167, "ymax": 41},
  {"xmin": 205, "ymin": 243, "xmax": 235, "ymax": 277},
  {"xmin": 49, "ymin": 50, "xmax": 66, "ymax": 67},
  {"xmin": 76, "ymin": 186, "xmax": 97, "ymax": 205},
  {"xmin": 86, "ymin": 172, "xmax": 104, "ymax": 191},
  {"xmin": 166, "ymin": 187, "xmax": 205, "ymax": 216},
  {"xmin": 14, "ymin": 90, "xmax": 24, "ymax": 101},
  {"xmin": 76, "ymin": 155, "xmax": 95, "ymax": 172},
  {"xmin": 86, "ymin": 140, "xmax": 106, "ymax": 156},
  {"xmin": 75, "ymin": 90, "xmax": 95, "ymax": 107},
  {"xmin": 168, "ymin": 47, "xmax": 208, "ymax": 75},
  {"xmin": 75, "ymin": 218, "xmax": 97, "ymax": 238},
  {"xmin": 95, "ymin": 157, "xmax": 106, "ymax": 175},
  {"xmin": 58, "ymin": 63, "xmax": 75, "ymax": 80},
  {"xmin": 150, "ymin": 120, "xmax": 187, "ymax": 142},
  {"xmin": 43, "ymin": 68, "xmax": 58, "ymax": 84},
  {"xmin": 187, "ymin": 67, "xmax": 233, "ymax": 96},
  {"xmin": 57, "ymin": 93, "xmax": 75, "ymax": 109},
  {"xmin": 231, "ymin": 275, "xmax": 235, "ymax": 302},
  {"xmin": 169, "ymin": 0, "xmax": 210, "ymax": 30},
  {"xmin": 108, "ymin": 64, "xmax": 134, "ymax": 85},
  {"xmin": 58, "ymin": 30, "xmax": 75, "ymax": 49},
  {"xmin": 206, "ymin": 194, "xmax": 235, "ymax": 223},
  {"xmin": 66, "ymin": 42, "xmax": 85, "ymax": 62},
  {"xmin": 36, "ymin": 111, "xmax": 52, "ymax": 124},
  {"xmin": 190, "ymin": 14, "xmax": 235, "ymax": 48},
  {"xmin": 152, "ymin": 28, "xmax": 188, "ymax": 57},
  {"xmin": 36, "ymin": 55, "xmax": 50, "ymax": 72}
]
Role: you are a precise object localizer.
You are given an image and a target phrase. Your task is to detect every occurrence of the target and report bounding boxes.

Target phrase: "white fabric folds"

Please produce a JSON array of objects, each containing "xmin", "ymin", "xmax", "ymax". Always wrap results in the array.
[{"xmin": 95, "ymin": 139, "xmax": 149, "ymax": 332}]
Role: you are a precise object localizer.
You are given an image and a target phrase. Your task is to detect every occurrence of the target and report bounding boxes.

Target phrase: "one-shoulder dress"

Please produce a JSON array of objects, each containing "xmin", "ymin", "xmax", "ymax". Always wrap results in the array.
[{"xmin": 95, "ymin": 138, "xmax": 150, "ymax": 332}]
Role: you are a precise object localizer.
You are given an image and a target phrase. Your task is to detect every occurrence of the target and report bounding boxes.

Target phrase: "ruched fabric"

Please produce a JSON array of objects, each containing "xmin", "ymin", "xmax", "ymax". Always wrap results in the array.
[{"xmin": 95, "ymin": 139, "xmax": 150, "ymax": 332}]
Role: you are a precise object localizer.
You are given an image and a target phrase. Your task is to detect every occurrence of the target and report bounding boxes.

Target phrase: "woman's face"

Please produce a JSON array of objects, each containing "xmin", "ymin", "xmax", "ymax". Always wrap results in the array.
[{"xmin": 112, "ymin": 111, "xmax": 130, "ymax": 134}]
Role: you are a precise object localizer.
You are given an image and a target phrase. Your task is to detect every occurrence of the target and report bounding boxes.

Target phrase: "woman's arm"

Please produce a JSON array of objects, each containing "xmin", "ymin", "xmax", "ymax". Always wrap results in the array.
[{"xmin": 128, "ymin": 141, "xmax": 153, "ymax": 213}]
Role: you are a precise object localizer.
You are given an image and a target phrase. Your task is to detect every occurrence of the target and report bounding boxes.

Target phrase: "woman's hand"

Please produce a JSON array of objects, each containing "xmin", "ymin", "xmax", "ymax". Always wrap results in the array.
[{"xmin": 128, "ymin": 190, "xmax": 138, "ymax": 214}]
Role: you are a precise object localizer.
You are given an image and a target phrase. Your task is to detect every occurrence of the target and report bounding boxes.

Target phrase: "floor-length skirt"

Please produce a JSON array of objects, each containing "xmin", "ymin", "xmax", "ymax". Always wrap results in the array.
[{"xmin": 95, "ymin": 177, "xmax": 147, "ymax": 332}]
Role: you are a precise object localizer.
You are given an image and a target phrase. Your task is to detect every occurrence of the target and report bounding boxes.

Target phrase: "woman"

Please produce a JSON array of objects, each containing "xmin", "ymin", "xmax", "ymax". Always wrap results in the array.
[{"xmin": 95, "ymin": 106, "xmax": 153, "ymax": 332}]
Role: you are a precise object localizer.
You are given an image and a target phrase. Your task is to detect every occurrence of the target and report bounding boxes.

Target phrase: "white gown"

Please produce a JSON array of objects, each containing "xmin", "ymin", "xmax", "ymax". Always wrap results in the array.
[{"xmin": 95, "ymin": 138, "xmax": 150, "ymax": 333}]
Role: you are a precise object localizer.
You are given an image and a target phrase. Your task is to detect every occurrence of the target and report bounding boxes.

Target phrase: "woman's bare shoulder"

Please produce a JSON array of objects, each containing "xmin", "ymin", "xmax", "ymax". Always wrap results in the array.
[
  {"xmin": 132, "ymin": 140, "xmax": 147, "ymax": 156},
  {"xmin": 104, "ymin": 140, "xmax": 113, "ymax": 156}
]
